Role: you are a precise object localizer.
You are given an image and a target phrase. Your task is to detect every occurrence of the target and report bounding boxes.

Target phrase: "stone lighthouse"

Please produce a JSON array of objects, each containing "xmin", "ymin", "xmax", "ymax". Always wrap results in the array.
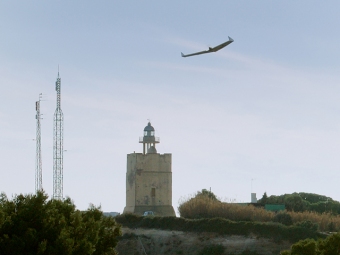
[{"xmin": 123, "ymin": 122, "xmax": 176, "ymax": 216}]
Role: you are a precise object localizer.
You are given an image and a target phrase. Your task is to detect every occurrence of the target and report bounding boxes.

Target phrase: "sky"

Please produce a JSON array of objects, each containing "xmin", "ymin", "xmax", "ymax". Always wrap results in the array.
[{"xmin": 1, "ymin": 1, "xmax": 340, "ymax": 214}]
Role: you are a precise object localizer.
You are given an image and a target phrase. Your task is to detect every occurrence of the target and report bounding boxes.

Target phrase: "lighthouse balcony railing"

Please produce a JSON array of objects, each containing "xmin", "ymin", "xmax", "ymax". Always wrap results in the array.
[{"xmin": 139, "ymin": 136, "xmax": 160, "ymax": 143}]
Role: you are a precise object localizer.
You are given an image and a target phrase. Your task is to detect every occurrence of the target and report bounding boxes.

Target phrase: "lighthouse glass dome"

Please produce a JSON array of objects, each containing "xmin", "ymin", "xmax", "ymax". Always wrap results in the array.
[{"xmin": 144, "ymin": 122, "xmax": 155, "ymax": 137}]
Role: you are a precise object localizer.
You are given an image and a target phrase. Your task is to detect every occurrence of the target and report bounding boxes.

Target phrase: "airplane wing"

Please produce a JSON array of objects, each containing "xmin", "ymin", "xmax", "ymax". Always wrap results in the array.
[
  {"xmin": 181, "ymin": 50, "xmax": 210, "ymax": 58},
  {"xmin": 210, "ymin": 36, "xmax": 234, "ymax": 52},
  {"xmin": 181, "ymin": 36, "xmax": 234, "ymax": 58}
]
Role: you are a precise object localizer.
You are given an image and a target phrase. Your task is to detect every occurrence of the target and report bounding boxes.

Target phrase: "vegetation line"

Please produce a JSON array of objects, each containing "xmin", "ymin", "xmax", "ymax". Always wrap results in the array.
[
  {"xmin": 178, "ymin": 190, "xmax": 340, "ymax": 232},
  {"xmin": 115, "ymin": 214, "xmax": 324, "ymax": 243}
]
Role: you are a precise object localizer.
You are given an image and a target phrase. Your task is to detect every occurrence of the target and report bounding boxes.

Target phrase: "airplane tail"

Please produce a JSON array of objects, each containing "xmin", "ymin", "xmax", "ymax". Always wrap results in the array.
[
  {"xmin": 228, "ymin": 36, "xmax": 234, "ymax": 42},
  {"xmin": 181, "ymin": 52, "xmax": 185, "ymax": 57}
]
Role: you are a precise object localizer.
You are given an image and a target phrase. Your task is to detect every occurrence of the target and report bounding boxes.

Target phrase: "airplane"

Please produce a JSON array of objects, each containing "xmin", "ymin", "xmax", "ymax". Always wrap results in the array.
[{"xmin": 181, "ymin": 36, "xmax": 234, "ymax": 58}]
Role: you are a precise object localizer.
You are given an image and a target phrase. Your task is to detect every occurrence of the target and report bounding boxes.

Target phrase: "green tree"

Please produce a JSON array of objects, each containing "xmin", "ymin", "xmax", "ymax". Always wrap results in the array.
[
  {"xmin": 196, "ymin": 189, "xmax": 219, "ymax": 201},
  {"xmin": 290, "ymin": 239, "xmax": 316, "ymax": 255},
  {"xmin": 259, "ymin": 192, "xmax": 268, "ymax": 205},
  {"xmin": 317, "ymin": 232, "xmax": 340, "ymax": 255},
  {"xmin": 284, "ymin": 194, "xmax": 306, "ymax": 212},
  {"xmin": 263, "ymin": 192, "xmax": 340, "ymax": 214},
  {"xmin": 281, "ymin": 232, "xmax": 340, "ymax": 255},
  {"xmin": 0, "ymin": 191, "xmax": 121, "ymax": 255}
]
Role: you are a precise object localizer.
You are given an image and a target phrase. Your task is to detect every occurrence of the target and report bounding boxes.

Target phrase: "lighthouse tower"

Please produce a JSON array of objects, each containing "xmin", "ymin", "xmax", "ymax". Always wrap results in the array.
[{"xmin": 123, "ymin": 122, "xmax": 175, "ymax": 216}]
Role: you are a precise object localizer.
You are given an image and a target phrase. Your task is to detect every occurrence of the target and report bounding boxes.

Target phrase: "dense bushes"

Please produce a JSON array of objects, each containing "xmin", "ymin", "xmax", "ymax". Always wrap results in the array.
[
  {"xmin": 287, "ymin": 210, "xmax": 340, "ymax": 231},
  {"xmin": 0, "ymin": 191, "xmax": 121, "ymax": 254},
  {"xmin": 178, "ymin": 195, "xmax": 273, "ymax": 222},
  {"xmin": 294, "ymin": 221, "xmax": 318, "ymax": 231},
  {"xmin": 281, "ymin": 232, "xmax": 340, "ymax": 255},
  {"xmin": 178, "ymin": 193, "xmax": 340, "ymax": 232},
  {"xmin": 273, "ymin": 212, "xmax": 293, "ymax": 226},
  {"xmin": 115, "ymin": 214, "xmax": 324, "ymax": 243},
  {"xmin": 259, "ymin": 192, "xmax": 340, "ymax": 214}
]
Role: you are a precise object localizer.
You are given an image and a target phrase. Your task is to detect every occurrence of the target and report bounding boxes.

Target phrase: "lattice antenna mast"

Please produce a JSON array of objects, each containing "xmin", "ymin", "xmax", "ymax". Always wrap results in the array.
[
  {"xmin": 35, "ymin": 93, "xmax": 43, "ymax": 192},
  {"xmin": 53, "ymin": 71, "xmax": 64, "ymax": 200}
]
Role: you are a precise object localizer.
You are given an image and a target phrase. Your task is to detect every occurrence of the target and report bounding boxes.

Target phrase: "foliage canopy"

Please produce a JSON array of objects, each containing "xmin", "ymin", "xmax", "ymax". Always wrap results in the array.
[
  {"xmin": 0, "ymin": 191, "xmax": 121, "ymax": 255},
  {"xmin": 281, "ymin": 232, "xmax": 340, "ymax": 255},
  {"xmin": 259, "ymin": 192, "xmax": 340, "ymax": 214},
  {"xmin": 196, "ymin": 189, "xmax": 219, "ymax": 201},
  {"xmin": 178, "ymin": 190, "xmax": 340, "ymax": 232}
]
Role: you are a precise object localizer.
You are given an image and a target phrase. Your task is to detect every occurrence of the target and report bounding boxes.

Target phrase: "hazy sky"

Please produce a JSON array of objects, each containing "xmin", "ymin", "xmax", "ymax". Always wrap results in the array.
[{"xmin": 1, "ymin": 1, "xmax": 340, "ymax": 213}]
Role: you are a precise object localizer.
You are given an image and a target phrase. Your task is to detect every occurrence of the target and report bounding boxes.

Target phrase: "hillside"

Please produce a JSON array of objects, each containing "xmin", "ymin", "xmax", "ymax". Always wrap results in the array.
[
  {"xmin": 115, "ymin": 191, "xmax": 340, "ymax": 254},
  {"xmin": 114, "ymin": 214, "xmax": 327, "ymax": 255},
  {"xmin": 116, "ymin": 227, "xmax": 291, "ymax": 255}
]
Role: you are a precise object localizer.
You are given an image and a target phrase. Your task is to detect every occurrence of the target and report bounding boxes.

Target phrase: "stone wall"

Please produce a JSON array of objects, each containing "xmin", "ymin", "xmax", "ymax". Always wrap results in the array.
[{"xmin": 124, "ymin": 153, "xmax": 175, "ymax": 216}]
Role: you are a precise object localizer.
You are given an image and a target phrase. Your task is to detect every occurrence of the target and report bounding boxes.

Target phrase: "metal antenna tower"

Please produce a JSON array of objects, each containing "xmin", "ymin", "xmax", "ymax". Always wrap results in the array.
[
  {"xmin": 53, "ymin": 71, "xmax": 64, "ymax": 200},
  {"xmin": 35, "ymin": 93, "xmax": 43, "ymax": 192}
]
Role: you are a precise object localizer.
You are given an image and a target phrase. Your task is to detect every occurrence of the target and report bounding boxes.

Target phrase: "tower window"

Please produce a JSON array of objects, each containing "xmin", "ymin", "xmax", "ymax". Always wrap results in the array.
[{"xmin": 151, "ymin": 188, "xmax": 155, "ymax": 197}]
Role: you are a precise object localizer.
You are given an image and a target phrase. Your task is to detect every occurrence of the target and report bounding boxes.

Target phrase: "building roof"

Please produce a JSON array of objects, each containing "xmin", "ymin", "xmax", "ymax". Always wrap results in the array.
[{"xmin": 144, "ymin": 122, "xmax": 155, "ymax": 132}]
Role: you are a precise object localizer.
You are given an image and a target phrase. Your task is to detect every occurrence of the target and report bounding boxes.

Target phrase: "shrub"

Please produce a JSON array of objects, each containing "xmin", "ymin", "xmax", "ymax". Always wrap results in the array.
[
  {"xmin": 273, "ymin": 212, "xmax": 293, "ymax": 226},
  {"xmin": 115, "ymin": 213, "xmax": 141, "ymax": 227},
  {"xmin": 295, "ymin": 221, "xmax": 318, "ymax": 231},
  {"xmin": 178, "ymin": 195, "xmax": 273, "ymax": 222},
  {"xmin": 282, "ymin": 232, "xmax": 340, "ymax": 254},
  {"xmin": 287, "ymin": 211, "xmax": 340, "ymax": 231},
  {"xmin": 290, "ymin": 239, "xmax": 316, "ymax": 255},
  {"xmin": 318, "ymin": 232, "xmax": 340, "ymax": 254}
]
